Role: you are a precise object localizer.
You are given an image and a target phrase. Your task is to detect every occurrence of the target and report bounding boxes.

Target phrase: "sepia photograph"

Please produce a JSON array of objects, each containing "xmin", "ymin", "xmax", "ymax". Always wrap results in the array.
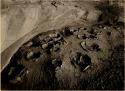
[{"xmin": 1, "ymin": 0, "xmax": 125, "ymax": 90}]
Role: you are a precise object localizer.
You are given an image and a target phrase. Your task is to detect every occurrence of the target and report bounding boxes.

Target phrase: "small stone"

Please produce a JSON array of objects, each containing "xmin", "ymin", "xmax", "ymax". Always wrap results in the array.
[
  {"xmin": 26, "ymin": 70, "xmax": 29, "ymax": 74},
  {"xmin": 117, "ymin": 27, "xmax": 121, "ymax": 30},
  {"xmin": 42, "ymin": 43, "xmax": 48, "ymax": 49},
  {"xmin": 8, "ymin": 67, "xmax": 15, "ymax": 76},
  {"xmin": 73, "ymin": 31, "xmax": 79, "ymax": 36},
  {"xmin": 16, "ymin": 77, "xmax": 21, "ymax": 81},
  {"xmin": 83, "ymin": 65, "xmax": 90, "ymax": 71},
  {"xmin": 38, "ymin": 36, "xmax": 44, "ymax": 41},
  {"xmin": 27, "ymin": 51, "xmax": 41, "ymax": 59},
  {"xmin": 99, "ymin": 25, "xmax": 103, "ymax": 28},
  {"xmin": 49, "ymin": 33, "xmax": 59, "ymax": 38},
  {"xmin": 70, "ymin": 27, "xmax": 78, "ymax": 33},
  {"xmin": 79, "ymin": 27, "xmax": 86, "ymax": 31},
  {"xmin": 79, "ymin": 56, "xmax": 84, "ymax": 64},
  {"xmin": 48, "ymin": 40, "xmax": 54, "ymax": 44},
  {"xmin": 44, "ymin": 37, "xmax": 53, "ymax": 42},
  {"xmin": 81, "ymin": 41, "xmax": 86, "ymax": 50},
  {"xmin": 26, "ymin": 41, "xmax": 33, "ymax": 47},
  {"xmin": 27, "ymin": 51, "xmax": 34, "ymax": 59},
  {"xmin": 70, "ymin": 28, "xmax": 75, "ymax": 32},
  {"xmin": 10, "ymin": 78, "xmax": 21, "ymax": 84},
  {"xmin": 77, "ymin": 35, "xmax": 83, "ymax": 39},
  {"xmin": 53, "ymin": 47, "xmax": 59, "ymax": 52},
  {"xmin": 54, "ymin": 37, "xmax": 62, "ymax": 42},
  {"xmin": 77, "ymin": 34, "xmax": 87, "ymax": 39},
  {"xmin": 55, "ymin": 67, "xmax": 60, "ymax": 71},
  {"xmin": 103, "ymin": 27, "xmax": 107, "ymax": 29},
  {"xmin": 35, "ymin": 58, "xmax": 39, "ymax": 62}
]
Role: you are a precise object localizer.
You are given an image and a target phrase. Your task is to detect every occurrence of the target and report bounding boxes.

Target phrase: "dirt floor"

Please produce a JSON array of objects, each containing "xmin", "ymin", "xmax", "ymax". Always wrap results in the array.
[{"xmin": 1, "ymin": 0, "xmax": 125, "ymax": 90}]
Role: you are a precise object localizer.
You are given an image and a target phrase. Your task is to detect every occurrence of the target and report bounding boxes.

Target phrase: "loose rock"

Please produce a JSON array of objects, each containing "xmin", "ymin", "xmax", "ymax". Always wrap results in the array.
[
  {"xmin": 16, "ymin": 77, "xmax": 21, "ymax": 81},
  {"xmin": 26, "ymin": 51, "xmax": 34, "ymax": 59},
  {"xmin": 103, "ymin": 26, "xmax": 107, "ymax": 30},
  {"xmin": 77, "ymin": 34, "xmax": 87, "ymax": 39},
  {"xmin": 26, "ymin": 70, "xmax": 29, "ymax": 74},
  {"xmin": 48, "ymin": 40, "xmax": 55, "ymax": 45},
  {"xmin": 54, "ymin": 37, "xmax": 62, "ymax": 42},
  {"xmin": 70, "ymin": 27, "xmax": 79, "ymax": 33},
  {"xmin": 49, "ymin": 33, "xmax": 59, "ymax": 38},
  {"xmin": 81, "ymin": 41, "xmax": 87, "ymax": 51},
  {"xmin": 42, "ymin": 43, "xmax": 48, "ymax": 49},
  {"xmin": 25, "ymin": 41, "xmax": 33, "ymax": 47},
  {"xmin": 8, "ymin": 67, "xmax": 15, "ymax": 76},
  {"xmin": 77, "ymin": 35, "xmax": 83, "ymax": 39},
  {"xmin": 44, "ymin": 37, "xmax": 53, "ymax": 42}
]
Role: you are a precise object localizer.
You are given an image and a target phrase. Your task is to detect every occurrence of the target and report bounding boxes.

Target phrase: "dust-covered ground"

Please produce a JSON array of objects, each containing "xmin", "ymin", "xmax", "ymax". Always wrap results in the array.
[{"xmin": 1, "ymin": 0, "xmax": 125, "ymax": 90}]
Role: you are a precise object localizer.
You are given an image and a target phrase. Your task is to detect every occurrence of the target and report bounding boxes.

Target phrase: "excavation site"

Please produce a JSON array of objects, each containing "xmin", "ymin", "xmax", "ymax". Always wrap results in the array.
[{"xmin": 1, "ymin": 0, "xmax": 124, "ymax": 90}]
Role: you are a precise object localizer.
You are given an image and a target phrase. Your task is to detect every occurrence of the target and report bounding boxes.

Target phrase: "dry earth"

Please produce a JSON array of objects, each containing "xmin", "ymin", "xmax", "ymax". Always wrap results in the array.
[{"xmin": 1, "ymin": 0, "xmax": 125, "ymax": 90}]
